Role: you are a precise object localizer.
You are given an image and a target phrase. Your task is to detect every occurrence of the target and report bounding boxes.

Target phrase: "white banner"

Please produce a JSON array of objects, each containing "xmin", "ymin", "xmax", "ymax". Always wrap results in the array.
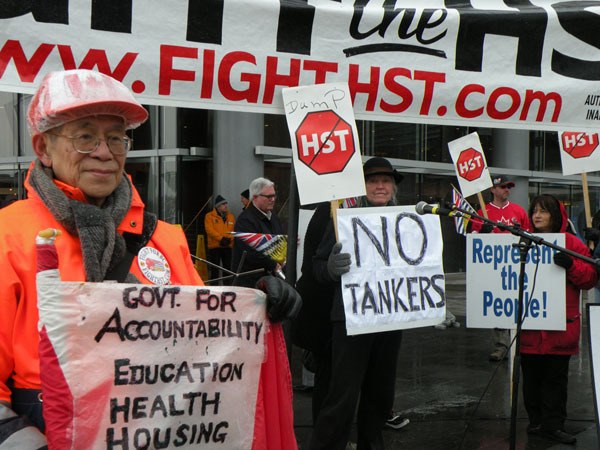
[
  {"xmin": 558, "ymin": 131, "xmax": 600, "ymax": 175},
  {"xmin": 283, "ymin": 82, "xmax": 365, "ymax": 204},
  {"xmin": 2, "ymin": 1, "xmax": 600, "ymax": 131},
  {"xmin": 586, "ymin": 303, "xmax": 600, "ymax": 435},
  {"xmin": 37, "ymin": 270, "xmax": 267, "ymax": 450},
  {"xmin": 466, "ymin": 234, "xmax": 566, "ymax": 330},
  {"xmin": 337, "ymin": 205, "xmax": 445, "ymax": 335},
  {"xmin": 448, "ymin": 132, "xmax": 493, "ymax": 198}
]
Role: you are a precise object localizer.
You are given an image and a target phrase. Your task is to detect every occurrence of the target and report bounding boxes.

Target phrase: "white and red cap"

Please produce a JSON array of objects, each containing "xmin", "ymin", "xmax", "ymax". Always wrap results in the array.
[{"xmin": 27, "ymin": 69, "xmax": 148, "ymax": 136}]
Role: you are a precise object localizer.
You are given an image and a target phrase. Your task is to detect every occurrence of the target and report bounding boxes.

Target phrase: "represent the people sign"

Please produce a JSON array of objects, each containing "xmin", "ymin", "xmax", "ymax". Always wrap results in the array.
[
  {"xmin": 466, "ymin": 234, "xmax": 566, "ymax": 330},
  {"xmin": 337, "ymin": 206, "xmax": 446, "ymax": 335},
  {"xmin": 283, "ymin": 82, "xmax": 365, "ymax": 205},
  {"xmin": 36, "ymin": 269, "xmax": 267, "ymax": 450}
]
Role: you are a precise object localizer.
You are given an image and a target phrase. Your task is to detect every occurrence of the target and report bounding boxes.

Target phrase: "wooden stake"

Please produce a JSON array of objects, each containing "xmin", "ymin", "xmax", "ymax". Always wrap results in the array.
[
  {"xmin": 331, "ymin": 200, "xmax": 339, "ymax": 242},
  {"xmin": 477, "ymin": 192, "xmax": 489, "ymax": 218},
  {"xmin": 582, "ymin": 172, "xmax": 594, "ymax": 249}
]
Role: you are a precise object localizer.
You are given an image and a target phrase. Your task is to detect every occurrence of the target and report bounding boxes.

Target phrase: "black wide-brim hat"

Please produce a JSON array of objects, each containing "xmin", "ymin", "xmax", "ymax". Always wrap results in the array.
[{"xmin": 363, "ymin": 157, "xmax": 403, "ymax": 183}]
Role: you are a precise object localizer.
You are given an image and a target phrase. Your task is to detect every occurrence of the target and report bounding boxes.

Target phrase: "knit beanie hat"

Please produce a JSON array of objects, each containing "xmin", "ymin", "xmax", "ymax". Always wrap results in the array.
[{"xmin": 214, "ymin": 195, "xmax": 227, "ymax": 207}]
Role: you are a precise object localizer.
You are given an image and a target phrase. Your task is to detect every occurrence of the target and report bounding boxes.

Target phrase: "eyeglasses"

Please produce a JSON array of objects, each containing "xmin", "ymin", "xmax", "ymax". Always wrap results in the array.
[
  {"xmin": 258, "ymin": 194, "xmax": 277, "ymax": 200},
  {"xmin": 49, "ymin": 133, "xmax": 132, "ymax": 155}
]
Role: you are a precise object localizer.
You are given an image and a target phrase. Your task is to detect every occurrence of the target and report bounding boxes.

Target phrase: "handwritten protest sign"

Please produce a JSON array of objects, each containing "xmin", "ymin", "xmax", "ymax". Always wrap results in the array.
[
  {"xmin": 283, "ymin": 82, "xmax": 365, "ymax": 205},
  {"xmin": 448, "ymin": 132, "xmax": 493, "ymax": 198},
  {"xmin": 559, "ymin": 131, "xmax": 600, "ymax": 175},
  {"xmin": 337, "ymin": 206, "xmax": 445, "ymax": 335},
  {"xmin": 466, "ymin": 234, "xmax": 566, "ymax": 330},
  {"xmin": 586, "ymin": 304, "xmax": 600, "ymax": 434},
  {"xmin": 36, "ymin": 269, "xmax": 267, "ymax": 450}
]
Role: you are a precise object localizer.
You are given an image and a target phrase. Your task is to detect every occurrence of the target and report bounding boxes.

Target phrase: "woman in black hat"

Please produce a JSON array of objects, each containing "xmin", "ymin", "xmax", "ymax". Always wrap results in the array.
[{"xmin": 308, "ymin": 157, "xmax": 404, "ymax": 450}]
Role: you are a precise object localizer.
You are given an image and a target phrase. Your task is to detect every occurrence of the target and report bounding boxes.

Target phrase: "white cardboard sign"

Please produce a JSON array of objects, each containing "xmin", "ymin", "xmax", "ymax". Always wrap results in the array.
[
  {"xmin": 466, "ymin": 233, "xmax": 566, "ymax": 330},
  {"xmin": 283, "ymin": 83, "xmax": 365, "ymax": 205},
  {"xmin": 448, "ymin": 132, "xmax": 493, "ymax": 198},
  {"xmin": 337, "ymin": 206, "xmax": 445, "ymax": 335},
  {"xmin": 558, "ymin": 131, "xmax": 600, "ymax": 175},
  {"xmin": 37, "ymin": 271, "xmax": 267, "ymax": 450}
]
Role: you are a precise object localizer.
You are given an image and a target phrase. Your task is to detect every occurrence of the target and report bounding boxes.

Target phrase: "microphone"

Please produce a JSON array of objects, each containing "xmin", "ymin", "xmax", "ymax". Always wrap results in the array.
[{"xmin": 415, "ymin": 201, "xmax": 458, "ymax": 217}]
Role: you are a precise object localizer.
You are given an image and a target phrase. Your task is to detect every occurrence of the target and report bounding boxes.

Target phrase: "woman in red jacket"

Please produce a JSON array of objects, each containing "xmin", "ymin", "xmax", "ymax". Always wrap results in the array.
[{"xmin": 520, "ymin": 194, "xmax": 598, "ymax": 445}]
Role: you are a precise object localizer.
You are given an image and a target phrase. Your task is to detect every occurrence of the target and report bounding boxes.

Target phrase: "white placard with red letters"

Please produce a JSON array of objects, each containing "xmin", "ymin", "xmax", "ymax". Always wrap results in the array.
[
  {"xmin": 448, "ymin": 132, "xmax": 493, "ymax": 198},
  {"xmin": 558, "ymin": 131, "xmax": 600, "ymax": 175},
  {"xmin": 283, "ymin": 82, "xmax": 365, "ymax": 205}
]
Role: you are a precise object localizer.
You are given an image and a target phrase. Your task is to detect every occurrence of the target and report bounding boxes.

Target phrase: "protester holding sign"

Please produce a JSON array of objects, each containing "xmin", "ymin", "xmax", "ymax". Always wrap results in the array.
[
  {"xmin": 471, "ymin": 175, "xmax": 532, "ymax": 362},
  {"xmin": 520, "ymin": 194, "xmax": 597, "ymax": 445},
  {"xmin": 293, "ymin": 202, "xmax": 335, "ymax": 423},
  {"xmin": 309, "ymin": 157, "xmax": 404, "ymax": 450},
  {"xmin": 0, "ymin": 69, "xmax": 300, "ymax": 450}
]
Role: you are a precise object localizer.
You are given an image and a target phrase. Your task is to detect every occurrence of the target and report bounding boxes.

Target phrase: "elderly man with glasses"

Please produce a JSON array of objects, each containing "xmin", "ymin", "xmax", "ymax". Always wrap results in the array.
[
  {"xmin": 232, "ymin": 177, "xmax": 285, "ymax": 288},
  {"xmin": 0, "ymin": 70, "xmax": 300, "ymax": 449}
]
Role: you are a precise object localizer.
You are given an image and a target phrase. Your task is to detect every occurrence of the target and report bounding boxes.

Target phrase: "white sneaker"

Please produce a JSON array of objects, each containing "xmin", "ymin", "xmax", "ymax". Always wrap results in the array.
[{"xmin": 385, "ymin": 413, "xmax": 410, "ymax": 430}]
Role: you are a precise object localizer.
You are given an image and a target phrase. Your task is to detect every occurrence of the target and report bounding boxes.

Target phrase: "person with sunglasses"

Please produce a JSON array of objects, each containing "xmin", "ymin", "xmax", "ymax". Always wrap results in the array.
[{"xmin": 471, "ymin": 175, "xmax": 532, "ymax": 362}]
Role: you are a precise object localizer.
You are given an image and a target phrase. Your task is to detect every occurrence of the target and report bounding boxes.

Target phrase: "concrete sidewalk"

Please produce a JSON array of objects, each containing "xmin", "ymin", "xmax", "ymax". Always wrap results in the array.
[{"xmin": 291, "ymin": 272, "xmax": 599, "ymax": 449}]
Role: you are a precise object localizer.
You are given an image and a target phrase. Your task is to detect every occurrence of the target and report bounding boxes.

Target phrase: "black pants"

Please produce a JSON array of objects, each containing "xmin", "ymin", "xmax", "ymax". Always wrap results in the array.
[
  {"xmin": 207, "ymin": 247, "xmax": 232, "ymax": 282},
  {"xmin": 11, "ymin": 388, "xmax": 45, "ymax": 433},
  {"xmin": 309, "ymin": 322, "xmax": 402, "ymax": 450},
  {"xmin": 521, "ymin": 353, "xmax": 571, "ymax": 431},
  {"xmin": 311, "ymin": 339, "xmax": 333, "ymax": 425}
]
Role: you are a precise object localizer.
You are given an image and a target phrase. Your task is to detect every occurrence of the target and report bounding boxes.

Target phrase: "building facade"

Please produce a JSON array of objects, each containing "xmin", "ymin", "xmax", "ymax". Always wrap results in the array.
[{"xmin": 1, "ymin": 92, "xmax": 599, "ymax": 272}]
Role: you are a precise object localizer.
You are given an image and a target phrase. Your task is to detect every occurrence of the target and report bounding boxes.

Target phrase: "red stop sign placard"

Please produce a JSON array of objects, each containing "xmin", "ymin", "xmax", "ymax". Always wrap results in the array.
[
  {"xmin": 295, "ymin": 110, "xmax": 355, "ymax": 174},
  {"xmin": 456, "ymin": 148, "xmax": 485, "ymax": 181},
  {"xmin": 561, "ymin": 132, "xmax": 598, "ymax": 159}
]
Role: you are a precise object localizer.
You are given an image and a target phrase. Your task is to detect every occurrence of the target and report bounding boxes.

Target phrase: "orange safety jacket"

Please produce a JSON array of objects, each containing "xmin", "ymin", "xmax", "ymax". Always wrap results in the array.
[
  {"xmin": 0, "ymin": 168, "xmax": 296, "ymax": 450},
  {"xmin": 204, "ymin": 208, "xmax": 235, "ymax": 249}
]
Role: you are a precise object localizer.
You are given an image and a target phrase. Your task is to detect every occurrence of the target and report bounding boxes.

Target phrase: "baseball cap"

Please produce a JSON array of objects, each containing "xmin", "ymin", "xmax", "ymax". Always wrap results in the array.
[
  {"xmin": 492, "ymin": 175, "xmax": 515, "ymax": 188},
  {"xmin": 27, "ymin": 69, "xmax": 148, "ymax": 136},
  {"xmin": 363, "ymin": 157, "xmax": 403, "ymax": 183}
]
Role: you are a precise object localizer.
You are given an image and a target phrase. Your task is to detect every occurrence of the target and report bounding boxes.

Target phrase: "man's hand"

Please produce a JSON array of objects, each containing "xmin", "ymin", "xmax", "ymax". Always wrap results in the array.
[
  {"xmin": 255, "ymin": 276, "xmax": 302, "ymax": 322},
  {"xmin": 327, "ymin": 242, "xmax": 351, "ymax": 280},
  {"xmin": 479, "ymin": 222, "xmax": 494, "ymax": 234},
  {"xmin": 584, "ymin": 227, "xmax": 600, "ymax": 243},
  {"xmin": 553, "ymin": 252, "xmax": 573, "ymax": 270}
]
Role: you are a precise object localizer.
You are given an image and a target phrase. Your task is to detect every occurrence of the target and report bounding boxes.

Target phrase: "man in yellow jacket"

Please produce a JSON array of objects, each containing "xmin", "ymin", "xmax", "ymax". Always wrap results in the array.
[{"xmin": 204, "ymin": 195, "xmax": 235, "ymax": 282}]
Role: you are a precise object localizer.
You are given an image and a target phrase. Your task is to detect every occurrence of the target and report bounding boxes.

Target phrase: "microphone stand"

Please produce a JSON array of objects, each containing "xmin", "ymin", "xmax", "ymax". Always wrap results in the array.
[{"xmin": 446, "ymin": 205, "xmax": 600, "ymax": 449}]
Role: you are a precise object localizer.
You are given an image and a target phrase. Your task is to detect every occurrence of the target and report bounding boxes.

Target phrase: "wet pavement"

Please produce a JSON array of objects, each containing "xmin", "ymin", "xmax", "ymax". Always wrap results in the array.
[{"xmin": 291, "ymin": 273, "xmax": 599, "ymax": 450}]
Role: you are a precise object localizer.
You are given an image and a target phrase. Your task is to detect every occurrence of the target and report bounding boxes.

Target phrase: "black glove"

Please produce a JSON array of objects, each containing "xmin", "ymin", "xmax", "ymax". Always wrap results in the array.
[
  {"xmin": 479, "ymin": 222, "xmax": 494, "ymax": 234},
  {"xmin": 327, "ymin": 242, "xmax": 351, "ymax": 280},
  {"xmin": 584, "ymin": 227, "xmax": 600, "ymax": 243},
  {"xmin": 553, "ymin": 252, "xmax": 573, "ymax": 270},
  {"xmin": 219, "ymin": 237, "xmax": 231, "ymax": 247},
  {"xmin": 255, "ymin": 275, "xmax": 302, "ymax": 322}
]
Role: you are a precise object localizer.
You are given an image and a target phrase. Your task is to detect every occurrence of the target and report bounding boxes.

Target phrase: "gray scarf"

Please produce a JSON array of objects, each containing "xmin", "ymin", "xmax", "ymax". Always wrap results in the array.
[{"xmin": 29, "ymin": 160, "xmax": 138, "ymax": 282}]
